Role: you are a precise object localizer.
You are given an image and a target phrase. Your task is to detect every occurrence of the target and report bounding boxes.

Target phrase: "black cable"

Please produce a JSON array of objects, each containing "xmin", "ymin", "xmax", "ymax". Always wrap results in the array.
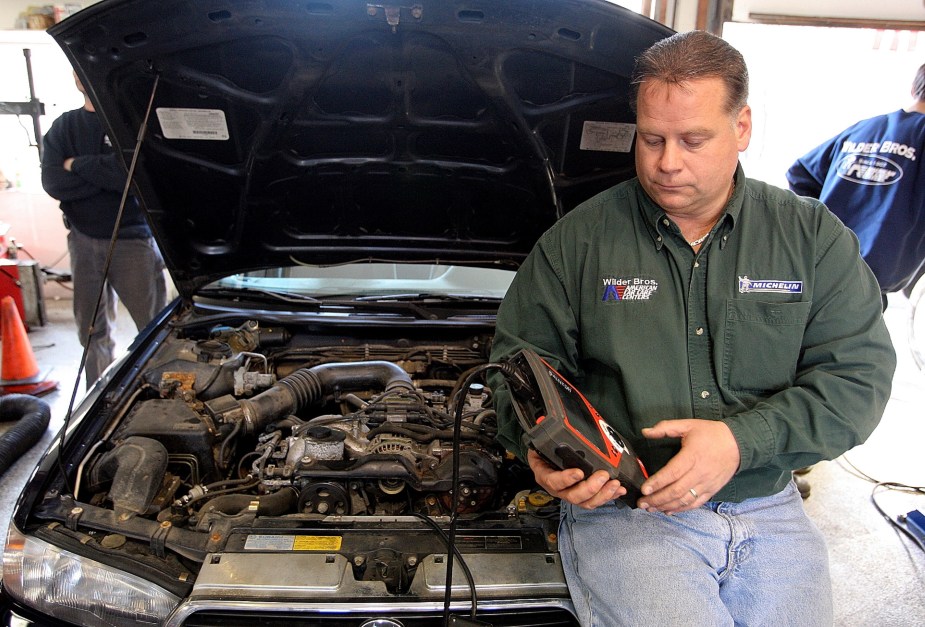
[
  {"xmin": 834, "ymin": 455, "xmax": 878, "ymax": 482},
  {"xmin": 442, "ymin": 362, "xmax": 512, "ymax": 624},
  {"xmin": 870, "ymin": 481, "xmax": 925, "ymax": 552},
  {"xmin": 411, "ymin": 512, "xmax": 478, "ymax": 612},
  {"xmin": 198, "ymin": 357, "xmax": 234, "ymax": 396},
  {"xmin": 0, "ymin": 109, "xmax": 36, "ymax": 147},
  {"xmin": 218, "ymin": 419, "xmax": 243, "ymax": 472},
  {"xmin": 836, "ymin": 455, "xmax": 925, "ymax": 554}
]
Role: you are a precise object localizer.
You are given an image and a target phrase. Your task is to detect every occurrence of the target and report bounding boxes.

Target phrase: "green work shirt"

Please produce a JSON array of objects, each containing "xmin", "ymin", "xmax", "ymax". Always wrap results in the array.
[{"xmin": 490, "ymin": 165, "xmax": 896, "ymax": 502}]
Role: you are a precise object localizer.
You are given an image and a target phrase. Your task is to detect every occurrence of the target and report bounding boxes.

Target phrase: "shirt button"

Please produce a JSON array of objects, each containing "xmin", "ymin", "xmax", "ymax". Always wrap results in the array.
[
  {"xmin": 657, "ymin": 236, "xmax": 662, "ymax": 242},
  {"xmin": 700, "ymin": 390, "xmax": 710, "ymax": 399},
  {"xmin": 693, "ymin": 261, "xmax": 700, "ymax": 268},
  {"xmin": 662, "ymin": 219, "xmax": 670, "ymax": 226},
  {"xmin": 696, "ymin": 327, "xmax": 704, "ymax": 335}
]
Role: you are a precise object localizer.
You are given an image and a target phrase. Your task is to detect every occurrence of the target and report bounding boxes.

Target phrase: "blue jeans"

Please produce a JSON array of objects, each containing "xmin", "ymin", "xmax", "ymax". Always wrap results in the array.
[
  {"xmin": 67, "ymin": 227, "xmax": 167, "ymax": 385},
  {"xmin": 558, "ymin": 480, "xmax": 832, "ymax": 626}
]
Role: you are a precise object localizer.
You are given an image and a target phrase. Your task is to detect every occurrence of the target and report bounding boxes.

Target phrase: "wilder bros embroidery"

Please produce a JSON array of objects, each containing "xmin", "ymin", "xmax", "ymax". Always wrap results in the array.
[{"xmin": 601, "ymin": 277, "xmax": 659, "ymax": 301}]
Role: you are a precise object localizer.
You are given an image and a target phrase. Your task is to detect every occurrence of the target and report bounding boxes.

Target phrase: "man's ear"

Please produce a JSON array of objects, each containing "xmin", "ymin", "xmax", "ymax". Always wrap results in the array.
[{"xmin": 735, "ymin": 105, "xmax": 752, "ymax": 152}]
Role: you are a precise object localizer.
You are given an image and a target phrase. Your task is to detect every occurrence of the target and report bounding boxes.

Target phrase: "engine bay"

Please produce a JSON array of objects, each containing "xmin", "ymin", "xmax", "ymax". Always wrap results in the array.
[{"xmin": 32, "ymin": 316, "xmax": 560, "ymax": 597}]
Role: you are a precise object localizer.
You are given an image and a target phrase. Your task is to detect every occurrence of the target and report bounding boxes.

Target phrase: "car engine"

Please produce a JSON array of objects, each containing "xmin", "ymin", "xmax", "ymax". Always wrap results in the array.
[
  {"xmin": 38, "ymin": 316, "xmax": 555, "ymax": 592},
  {"xmin": 86, "ymin": 319, "xmax": 505, "ymax": 523}
]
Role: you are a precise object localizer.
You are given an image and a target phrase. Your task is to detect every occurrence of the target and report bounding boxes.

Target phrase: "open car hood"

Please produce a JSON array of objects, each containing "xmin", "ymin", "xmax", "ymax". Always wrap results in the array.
[{"xmin": 48, "ymin": 0, "xmax": 672, "ymax": 297}]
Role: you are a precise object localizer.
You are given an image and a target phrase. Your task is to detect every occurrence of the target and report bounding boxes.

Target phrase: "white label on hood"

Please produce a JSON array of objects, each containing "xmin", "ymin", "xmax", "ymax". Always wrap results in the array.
[
  {"xmin": 156, "ymin": 108, "xmax": 230, "ymax": 140},
  {"xmin": 580, "ymin": 121, "xmax": 635, "ymax": 153}
]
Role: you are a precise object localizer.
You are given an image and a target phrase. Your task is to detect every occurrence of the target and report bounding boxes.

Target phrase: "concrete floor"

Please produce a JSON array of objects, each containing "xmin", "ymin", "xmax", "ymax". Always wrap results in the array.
[{"xmin": 1, "ymin": 294, "xmax": 924, "ymax": 625}]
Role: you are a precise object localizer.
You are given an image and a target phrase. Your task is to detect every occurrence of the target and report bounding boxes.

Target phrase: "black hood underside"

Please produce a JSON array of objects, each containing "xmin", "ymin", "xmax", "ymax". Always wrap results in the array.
[{"xmin": 49, "ymin": 0, "xmax": 672, "ymax": 296}]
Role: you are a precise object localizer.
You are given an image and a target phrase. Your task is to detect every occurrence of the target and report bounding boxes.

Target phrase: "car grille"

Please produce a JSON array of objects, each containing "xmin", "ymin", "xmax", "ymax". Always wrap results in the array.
[{"xmin": 180, "ymin": 608, "xmax": 578, "ymax": 626}]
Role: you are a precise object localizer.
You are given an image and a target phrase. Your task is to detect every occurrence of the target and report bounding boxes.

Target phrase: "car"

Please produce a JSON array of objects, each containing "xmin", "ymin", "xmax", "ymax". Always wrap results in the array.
[{"xmin": 0, "ymin": 1, "xmax": 671, "ymax": 625}]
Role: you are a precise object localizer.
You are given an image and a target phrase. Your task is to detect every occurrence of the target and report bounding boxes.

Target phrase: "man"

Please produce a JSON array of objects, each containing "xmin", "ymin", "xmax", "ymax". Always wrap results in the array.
[
  {"xmin": 787, "ymin": 63, "xmax": 925, "ymax": 303},
  {"xmin": 489, "ymin": 31, "xmax": 895, "ymax": 625},
  {"xmin": 41, "ymin": 72, "xmax": 168, "ymax": 386}
]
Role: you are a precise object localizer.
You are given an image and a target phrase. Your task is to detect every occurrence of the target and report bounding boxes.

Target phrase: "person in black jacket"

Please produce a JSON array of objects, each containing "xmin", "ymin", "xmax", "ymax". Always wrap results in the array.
[{"xmin": 41, "ymin": 72, "xmax": 167, "ymax": 386}]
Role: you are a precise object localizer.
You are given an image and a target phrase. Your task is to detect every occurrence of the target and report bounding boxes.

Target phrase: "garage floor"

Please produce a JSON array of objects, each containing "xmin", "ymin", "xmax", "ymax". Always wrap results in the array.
[{"xmin": 2, "ymin": 294, "xmax": 924, "ymax": 625}]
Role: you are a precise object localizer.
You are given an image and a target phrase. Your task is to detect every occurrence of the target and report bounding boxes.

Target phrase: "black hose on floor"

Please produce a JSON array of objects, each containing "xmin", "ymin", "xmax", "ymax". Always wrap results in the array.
[{"xmin": 0, "ymin": 393, "xmax": 52, "ymax": 477}]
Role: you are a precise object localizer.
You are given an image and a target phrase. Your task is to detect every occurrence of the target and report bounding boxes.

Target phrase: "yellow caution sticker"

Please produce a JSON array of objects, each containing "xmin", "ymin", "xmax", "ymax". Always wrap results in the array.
[{"xmin": 293, "ymin": 536, "xmax": 343, "ymax": 551}]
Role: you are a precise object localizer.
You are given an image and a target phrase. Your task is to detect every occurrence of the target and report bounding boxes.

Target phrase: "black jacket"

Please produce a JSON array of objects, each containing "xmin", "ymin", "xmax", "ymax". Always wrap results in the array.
[{"xmin": 41, "ymin": 107, "xmax": 151, "ymax": 239}]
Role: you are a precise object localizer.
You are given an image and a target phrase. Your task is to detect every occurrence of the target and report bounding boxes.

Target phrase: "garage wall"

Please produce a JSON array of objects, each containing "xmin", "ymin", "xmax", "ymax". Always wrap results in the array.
[
  {"xmin": 731, "ymin": 0, "xmax": 925, "ymax": 23},
  {"xmin": 0, "ymin": 2, "xmax": 100, "ymax": 30},
  {"xmin": 1, "ymin": 27, "xmax": 83, "ymax": 298},
  {"xmin": 727, "ymin": 23, "xmax": 921, "ymax": 191}
]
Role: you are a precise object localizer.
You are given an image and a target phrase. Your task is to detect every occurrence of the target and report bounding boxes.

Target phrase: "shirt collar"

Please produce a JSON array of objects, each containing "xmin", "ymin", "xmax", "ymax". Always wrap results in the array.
[{"xmin": 639, "ymin": 162, "xmax": 745, "ymax": 251}]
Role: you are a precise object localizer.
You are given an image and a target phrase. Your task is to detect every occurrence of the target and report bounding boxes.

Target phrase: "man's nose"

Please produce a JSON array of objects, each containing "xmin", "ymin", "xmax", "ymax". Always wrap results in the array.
[{"xmin": 657, "ymin": 142, "xmax": 683, "ymax": 172}]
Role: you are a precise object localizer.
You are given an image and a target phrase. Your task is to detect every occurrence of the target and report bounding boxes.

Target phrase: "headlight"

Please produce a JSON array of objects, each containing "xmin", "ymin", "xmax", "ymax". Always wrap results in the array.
[{"xmin": 3, "ymin": 524, "xmax": 180, "ymax": 626}]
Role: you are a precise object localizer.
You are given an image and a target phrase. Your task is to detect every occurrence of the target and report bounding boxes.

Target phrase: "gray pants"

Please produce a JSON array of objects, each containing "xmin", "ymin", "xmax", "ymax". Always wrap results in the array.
[{"xmin": 67, "ymin": 227, "xmax": 167, "ymax": 385}]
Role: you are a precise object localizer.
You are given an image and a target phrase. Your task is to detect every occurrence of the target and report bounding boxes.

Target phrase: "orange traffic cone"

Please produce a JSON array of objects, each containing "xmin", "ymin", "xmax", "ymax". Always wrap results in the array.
[{"xmin": 0, "ymin": 295, "xmax": 57, "ymax": 396}]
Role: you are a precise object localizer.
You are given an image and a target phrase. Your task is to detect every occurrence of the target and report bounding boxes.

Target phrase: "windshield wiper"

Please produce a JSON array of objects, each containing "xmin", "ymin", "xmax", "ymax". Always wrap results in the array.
[
  {"xmin": 352, "ymin": 293, "xmax": 501, "ymax": 303},
  {"xmin": 198, "ymin": 286, "xmax": 322, "ymax": 304},
  {"xmin": 198, "ymin": 288, "xmax": 499, "ymax": 320},
  {"xmin": 341, "ymin": 294, "xmax": 501, "ymax": 320}
]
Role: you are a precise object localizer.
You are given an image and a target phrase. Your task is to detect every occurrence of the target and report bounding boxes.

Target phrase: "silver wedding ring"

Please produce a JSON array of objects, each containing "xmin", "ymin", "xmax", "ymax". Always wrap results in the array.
[{"xmin": 689, "ymin": 488, "xmax": 698, "ymax": 499}]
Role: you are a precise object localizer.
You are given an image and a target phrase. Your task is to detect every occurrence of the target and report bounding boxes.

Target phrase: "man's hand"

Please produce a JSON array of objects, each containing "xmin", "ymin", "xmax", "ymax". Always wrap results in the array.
[
  {"xmin": 526, "ymin": 449, "xmax": 626, "ymax": 509},
  {"xmin": 638, "ymin": 419, "xmax": 740, "ymax": 514},
  {"xmin": 63, "ymin": 158, "xmax": 75, "ymax": 172}
]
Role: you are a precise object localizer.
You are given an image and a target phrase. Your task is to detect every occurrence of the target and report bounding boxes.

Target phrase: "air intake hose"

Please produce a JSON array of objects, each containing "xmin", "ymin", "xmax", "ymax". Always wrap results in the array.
[{"xmin": 237, "ymin": 360, "xmax": 414, "ymax": 434}]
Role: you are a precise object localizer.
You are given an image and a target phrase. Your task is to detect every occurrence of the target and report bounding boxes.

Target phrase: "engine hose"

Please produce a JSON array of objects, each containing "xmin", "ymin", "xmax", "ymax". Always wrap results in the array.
[
  {"xmin": 0, "ymin": 394, "xmax": 51, "ymax": 477},
  {"xmin": 240, "ymin": 360, "xmax": 414, "ymax": 434},
  {"xmin": 197, "ymin": 486, "xmax": 298, "ymax": 516}
]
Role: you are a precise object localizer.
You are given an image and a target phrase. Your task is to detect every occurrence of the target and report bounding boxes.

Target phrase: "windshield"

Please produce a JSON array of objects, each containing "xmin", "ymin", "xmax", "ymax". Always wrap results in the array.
[{"xmin": 205, "ymin": 263, "xmax": 517, "ymax": 299}]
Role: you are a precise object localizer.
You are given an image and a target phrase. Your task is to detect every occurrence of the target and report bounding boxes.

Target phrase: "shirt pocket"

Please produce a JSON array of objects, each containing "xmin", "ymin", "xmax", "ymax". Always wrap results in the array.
[{"xmin": 722, "ymin": 299, "xmax": 812, "ymax": 393}]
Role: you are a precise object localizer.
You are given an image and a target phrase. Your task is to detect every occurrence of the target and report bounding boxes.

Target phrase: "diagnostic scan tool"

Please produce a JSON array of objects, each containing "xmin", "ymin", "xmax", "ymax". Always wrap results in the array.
[{"xmin": 505, "ymin": 349, "xmax": 648, "ymax": 506}]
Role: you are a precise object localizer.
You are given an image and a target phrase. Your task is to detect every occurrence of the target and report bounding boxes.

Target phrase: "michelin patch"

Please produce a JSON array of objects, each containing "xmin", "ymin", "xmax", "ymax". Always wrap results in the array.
[
  {"xmin": 738, "ymin": 276, "xmax": 803, "ymax": 294},
  {"xmin": 601, "ymin": 276, "xmax": 659, "ymax": 301}
]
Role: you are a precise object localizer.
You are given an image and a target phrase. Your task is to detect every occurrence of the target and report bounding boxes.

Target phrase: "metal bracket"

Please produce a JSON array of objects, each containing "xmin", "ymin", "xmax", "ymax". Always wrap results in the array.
[
  {"xmin": 366, "ymin": 3, "xmax": 423, "ymax": 32},
  {"xmin": 151, "ymin": 521, "xmax": 171, "ymax": 558}
]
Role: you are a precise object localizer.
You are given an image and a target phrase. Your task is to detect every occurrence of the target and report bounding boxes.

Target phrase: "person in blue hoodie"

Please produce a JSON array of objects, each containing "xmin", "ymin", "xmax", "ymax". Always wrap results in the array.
[
  {"xmin": 787, "ymin": 63, "xmax": 925, "ymax": 306},
  {"xmin": 41, "ymin": 72, "xmax": 168, "ymax": 386}
]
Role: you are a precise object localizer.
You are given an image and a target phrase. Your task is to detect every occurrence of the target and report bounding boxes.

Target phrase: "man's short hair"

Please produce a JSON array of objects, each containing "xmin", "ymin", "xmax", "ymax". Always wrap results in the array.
[
  {"xmin": 630, "ymin": 30, "xmax": 749, "ymax": 116},
  {"xmin": 913, "ymin": 63, "xmax": 925, "ymax": 101}
]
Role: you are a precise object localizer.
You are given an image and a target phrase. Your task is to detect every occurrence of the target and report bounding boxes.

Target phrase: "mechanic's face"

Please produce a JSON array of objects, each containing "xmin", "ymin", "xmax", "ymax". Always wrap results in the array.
[{"xmin": 634, "ymin": 77, "xmax": 751, "ymax": 221}]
